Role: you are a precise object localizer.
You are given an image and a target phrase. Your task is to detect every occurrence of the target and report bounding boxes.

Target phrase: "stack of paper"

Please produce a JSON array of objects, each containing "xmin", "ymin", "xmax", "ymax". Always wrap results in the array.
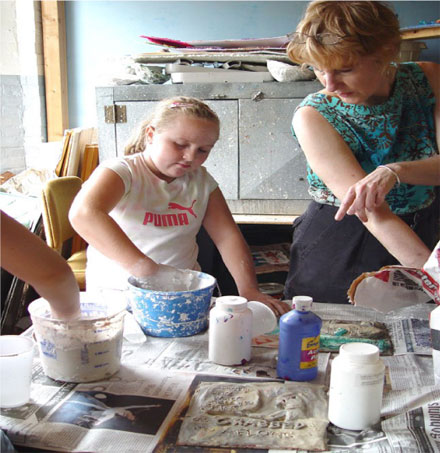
[
  {"xmin": 137, "ymin": 34, "xmax": 291, "ymax": 84},
  {"xmin": 55, "ymin": 127, "xmax": 98, "ymax": 178},
  {"xmin": 165, "ymin": 61, "xmax": 273, "ymax": 84},
  {"xmin": 171, "ymin": 70, "xmax": 273, "ymax": 84},
  {"xmin": 142, "ymin": 35, "xmax": 291, "ymax": 51},
  {"xmin": 55, "ymin": 130, "xmax": 99, "ymax": 254}
]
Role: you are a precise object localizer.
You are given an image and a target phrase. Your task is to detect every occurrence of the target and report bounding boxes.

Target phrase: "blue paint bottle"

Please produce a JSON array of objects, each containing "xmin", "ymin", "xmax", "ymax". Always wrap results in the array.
[{"xmin": 277, "ymin": 296, "xmax": 322, "ymax": 381}]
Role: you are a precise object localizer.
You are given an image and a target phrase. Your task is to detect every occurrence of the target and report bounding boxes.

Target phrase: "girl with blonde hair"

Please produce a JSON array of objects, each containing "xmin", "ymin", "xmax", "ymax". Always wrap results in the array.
[{"xmin": 70, "ymin": 96, "xmax": 288, "ymax": 315}]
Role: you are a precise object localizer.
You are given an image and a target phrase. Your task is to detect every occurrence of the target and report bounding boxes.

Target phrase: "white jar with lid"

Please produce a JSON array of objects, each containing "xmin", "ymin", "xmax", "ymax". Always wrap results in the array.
[
  {"xmin": 209, "ymin": 296, "xmax": 252, "ymax": 366},
  {"xmin": 328, "ymin": 342, "xmax": 385, "ymax": 430},
  {"xmin": 430, "ymin": 305, "xmax": 440, "ymax": 384},
  {"xmin": 208, "ymin": 296, "xmax": 277, "ymax": 366}
]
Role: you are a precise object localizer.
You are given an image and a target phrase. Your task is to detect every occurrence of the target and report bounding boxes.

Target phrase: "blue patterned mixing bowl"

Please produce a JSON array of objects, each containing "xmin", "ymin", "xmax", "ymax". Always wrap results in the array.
[{"xmin": 127, "ymin": 271, "xmax": 216, "ymax": 337}]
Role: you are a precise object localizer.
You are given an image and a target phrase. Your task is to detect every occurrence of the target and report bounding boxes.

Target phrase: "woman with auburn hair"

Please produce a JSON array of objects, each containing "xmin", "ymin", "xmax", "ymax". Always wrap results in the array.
[{"xmin": 284, "ymin": 1, "xmax": 440, "ymax": 305}]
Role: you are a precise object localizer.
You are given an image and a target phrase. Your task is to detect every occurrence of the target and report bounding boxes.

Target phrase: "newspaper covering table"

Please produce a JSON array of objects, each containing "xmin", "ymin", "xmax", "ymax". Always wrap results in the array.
[{"xmin": 0, "ymin": 302, "xmax": 438, "ymax": 452}]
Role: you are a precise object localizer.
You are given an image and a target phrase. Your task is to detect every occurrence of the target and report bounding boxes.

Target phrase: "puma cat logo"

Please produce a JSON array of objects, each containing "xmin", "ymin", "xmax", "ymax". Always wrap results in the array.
[{"xmin": 168, "ymin": 200, "xmax": 197, "ymax": 218}]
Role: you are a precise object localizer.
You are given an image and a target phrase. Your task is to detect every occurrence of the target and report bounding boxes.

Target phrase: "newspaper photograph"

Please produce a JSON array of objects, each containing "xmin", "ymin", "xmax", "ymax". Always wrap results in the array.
[{"xmin": 0, "ymin": 361, "xmax": 193, "ymax": 452}]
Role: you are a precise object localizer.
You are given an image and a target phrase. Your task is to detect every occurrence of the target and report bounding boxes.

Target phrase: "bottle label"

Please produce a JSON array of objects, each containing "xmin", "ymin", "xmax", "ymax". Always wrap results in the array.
[
  {"xmin": 357, "ymin": 371, "xmax": 384, "ymax": 386},
  {"xmin": 300, "ymin": 335, "xmax": 320, "ymax": 369}
]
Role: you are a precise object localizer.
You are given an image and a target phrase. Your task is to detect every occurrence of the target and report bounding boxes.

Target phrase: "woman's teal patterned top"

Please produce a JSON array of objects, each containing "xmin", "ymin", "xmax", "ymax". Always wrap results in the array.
[{"xmin": 292, "ymin": 62, "xmax": 437, "ymax": 215}]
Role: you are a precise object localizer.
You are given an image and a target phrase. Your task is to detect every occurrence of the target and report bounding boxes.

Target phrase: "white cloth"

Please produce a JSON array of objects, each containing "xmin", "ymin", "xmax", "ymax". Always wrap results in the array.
[{"xmin": 85, "ymin": 153, "xmax": 218, "ymax": 291}]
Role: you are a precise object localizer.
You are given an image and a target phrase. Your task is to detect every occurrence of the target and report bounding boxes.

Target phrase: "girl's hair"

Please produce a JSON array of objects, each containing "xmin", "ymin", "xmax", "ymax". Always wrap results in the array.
[
  {"xmin": 287, "ymin": 1, "xmax": 401, "ymax": 70},
  {"xmin": 124, "ymin": 96, "xmax": 220, "ymax": 155}
]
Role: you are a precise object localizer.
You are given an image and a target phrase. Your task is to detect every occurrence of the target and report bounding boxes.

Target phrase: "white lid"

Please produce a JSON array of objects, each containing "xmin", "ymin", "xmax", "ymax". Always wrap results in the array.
[
  {"xmin": 339, "ymin": 342, "xmax": 380, "ymax": 363},
  {"xmin": 293, "ymin": 295, "xmax": 313, "ymax": 311},
  {"xmin": 216, "ymin": 296, "xmax": 248, "ymax": 312}
]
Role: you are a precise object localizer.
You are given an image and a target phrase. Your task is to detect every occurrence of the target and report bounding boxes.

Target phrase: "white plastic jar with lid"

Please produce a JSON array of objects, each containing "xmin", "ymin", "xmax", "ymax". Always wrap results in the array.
[
  {"xmin": 209, "ymin": 296, "xmax": 277, "ymax": 366},
  {"xmin": 328, "ymin": 342, "xmax": 385, "ymax": 430},
  {"xmin": 430, "ymin": 305, "xmax": 440, "ymax": 384},
  {"xmin": 209, "ymin": 296, "xmax": 253, "ymax": 366}
]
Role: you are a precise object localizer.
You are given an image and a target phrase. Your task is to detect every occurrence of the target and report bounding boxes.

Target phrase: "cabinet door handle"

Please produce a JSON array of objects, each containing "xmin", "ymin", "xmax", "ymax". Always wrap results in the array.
[{"xmin": 252, "ymin": 91, "xmax": 265, "ymax": 102}]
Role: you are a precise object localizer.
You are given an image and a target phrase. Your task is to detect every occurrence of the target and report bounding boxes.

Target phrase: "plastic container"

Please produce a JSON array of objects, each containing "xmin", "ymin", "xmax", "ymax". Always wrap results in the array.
[
  {"xmin": 328, "ymin": 343, "xmax": 385, "ymax": 430},
  {"xmin": 127, "ymin": 270, "xmax": 216, "ymax": 337},
  {"xmin": 28, "ymin": 293, "xmax": 126, "ymax": 383},
  {"xmin": 0, "ymin": 336, "xmax": 35, "ymax": 408},
  {"xmin": 430, "ymin": 305, "xmax": 440, "ymax": 384},
  {"xmin": 208, "ymin": 296, "xmax": 277, "ymax": 366},
  {"xmin": 277, "ymin": 296, "xmax": 322, "ymax": 381}
]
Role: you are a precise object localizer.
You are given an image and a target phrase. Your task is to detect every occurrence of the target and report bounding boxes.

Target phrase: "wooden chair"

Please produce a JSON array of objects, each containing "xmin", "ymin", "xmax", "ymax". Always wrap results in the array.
[{"xmin": 41, "ymin": 176, "xmax": 87, "ymax": 290}]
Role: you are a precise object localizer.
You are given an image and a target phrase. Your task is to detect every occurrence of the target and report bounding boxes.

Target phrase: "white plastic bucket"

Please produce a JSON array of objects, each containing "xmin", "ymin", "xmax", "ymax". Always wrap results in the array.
[
  {"xmin": 28, "ymin": 293, "xmax": 126, "ymax": 383},
  {"xmin": 0, "ymin": 336, "xmax": 35, "ymax": 408}
]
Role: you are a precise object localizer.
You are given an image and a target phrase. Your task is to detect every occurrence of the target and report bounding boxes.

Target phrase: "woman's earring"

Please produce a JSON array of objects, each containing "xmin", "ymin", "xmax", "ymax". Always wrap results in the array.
[{"xmin": 386, "ymin": 62, "xmax": 397, "ymax": 78}]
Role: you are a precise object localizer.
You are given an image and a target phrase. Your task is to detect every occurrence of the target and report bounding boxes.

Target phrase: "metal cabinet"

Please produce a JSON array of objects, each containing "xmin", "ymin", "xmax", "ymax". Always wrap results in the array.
[{"xmin": 95, "ymin": 81, "xmax": 321, "ymax": 215}]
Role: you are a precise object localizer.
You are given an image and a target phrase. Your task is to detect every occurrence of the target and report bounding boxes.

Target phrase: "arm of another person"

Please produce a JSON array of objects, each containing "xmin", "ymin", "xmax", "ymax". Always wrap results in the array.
[
  {"xmin": 336, "ymin": 61, "xmax": 440, "ymax": 219},
  {"xmin": 0, "ymin": 211, "xmax": 80, "ymax": 320},
  {"xmin": 293, "ymin": 107, "xmax": 431, "ymax": 268},
  {"xmin": 202, "ymin": 188, "xmax": 290, "ymax": 316},
  {"xmin": 69, "ymin": 167, "xmax": 159, "ymax": 278}
]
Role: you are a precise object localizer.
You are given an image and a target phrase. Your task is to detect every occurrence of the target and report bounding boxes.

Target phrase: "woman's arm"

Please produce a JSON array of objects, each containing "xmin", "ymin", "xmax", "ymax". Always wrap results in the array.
[
  {"xmin": 202, "ymin": 188, "xmax": 290, "ymax": 315},
  {"xmin": 335, "ymin": 155, "xmax": 440, "ymax": 220},
  {"xmin": 69, "ymin": 167, "xmax": 158, "ymax": 278},
  {"xmin": 1, "ymin": 211, "xmax": 80, "ymax": 320},
  {"xmin": 336, "ymin": 62, "xmax": 440, "ymax": 220},
  {"xmin": 293, "ymin": 106, "xmax": 431, "ymax": 268}
]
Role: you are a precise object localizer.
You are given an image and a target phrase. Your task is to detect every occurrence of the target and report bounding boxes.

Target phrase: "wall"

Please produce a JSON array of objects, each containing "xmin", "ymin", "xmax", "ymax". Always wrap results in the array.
[
  {"xmin": 0, "ymin": 1, "xmax": 46, "ymax": 174},
  {"xmin": 1, "ymin": 1, "xmax": 25, "ymax": 173},
  {"xmin": 65, "ymin": 1, "xmax": 440, "ymax": 129}
]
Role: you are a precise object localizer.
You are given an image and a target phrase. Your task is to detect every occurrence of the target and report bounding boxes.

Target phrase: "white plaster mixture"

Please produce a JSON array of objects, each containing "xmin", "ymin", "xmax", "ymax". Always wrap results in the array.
[
  {"xmin": 28, "ymin": 297, "xmax": 126, "ymax": 383},
  {"xmin": 134, "ymin": 268, "xmax": 206, "ymax": 292}
]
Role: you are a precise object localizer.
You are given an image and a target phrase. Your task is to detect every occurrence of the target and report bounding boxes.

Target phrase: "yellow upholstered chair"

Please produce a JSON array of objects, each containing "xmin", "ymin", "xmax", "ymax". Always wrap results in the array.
[{"xmin": 41, "ymin": 176, "xmax": 87, "ymax": 290}]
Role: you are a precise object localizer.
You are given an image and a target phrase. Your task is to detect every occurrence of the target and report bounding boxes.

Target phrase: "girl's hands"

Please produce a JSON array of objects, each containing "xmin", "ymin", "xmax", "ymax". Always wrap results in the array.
[
  {"xmin": 128, "ymin": 256, "xmax": 160, "ymax": 280},
  {"xmin": 240, "ymin": 288, "xmax": 291, "ymax": 317},
  {"xmin": 335, "ymin": 165, "xmax": 399, "ymax": 222}
]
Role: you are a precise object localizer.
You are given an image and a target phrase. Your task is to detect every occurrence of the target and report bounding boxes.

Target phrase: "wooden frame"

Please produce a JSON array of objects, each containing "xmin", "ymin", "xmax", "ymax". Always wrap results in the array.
[
  {"xmin": 41, "ymin": 1, "xmax": 68, "ymax": 142},
  {"xmin": 401, "ymin": 25, "xmax": 440, "ymax": 41}
]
